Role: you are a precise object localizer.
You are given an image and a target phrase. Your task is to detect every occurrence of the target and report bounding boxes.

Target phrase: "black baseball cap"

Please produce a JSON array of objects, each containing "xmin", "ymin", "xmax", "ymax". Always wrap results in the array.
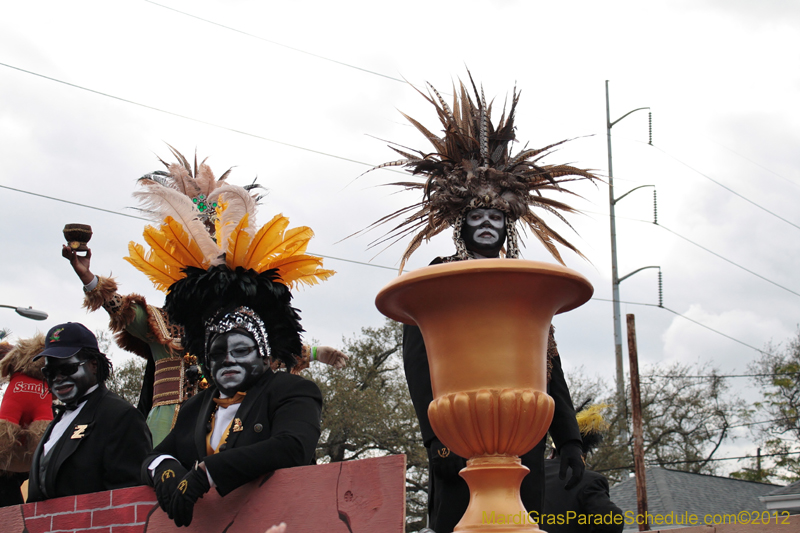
[{"xmin": 34, "ymin": 322, "xmax": 100, "ymax": 360}]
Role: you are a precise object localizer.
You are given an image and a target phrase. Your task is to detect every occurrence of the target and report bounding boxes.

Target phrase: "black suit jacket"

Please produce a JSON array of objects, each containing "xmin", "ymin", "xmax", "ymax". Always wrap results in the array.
[
  {"xmin": 544, "ymin": 459, "xmax": 623, "ymax": 533},
  {"xmin": 144, "ymin": 369, "xmax": 321, "ymax": 496},
  {"xmin": 27, "ymin": 386, "xmax": 152, "ymax": 502}
]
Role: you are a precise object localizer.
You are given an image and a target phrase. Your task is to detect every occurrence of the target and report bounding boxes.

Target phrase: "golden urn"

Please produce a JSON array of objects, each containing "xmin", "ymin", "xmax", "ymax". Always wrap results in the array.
[{"xmin": 375, "ymin": 259, "xmax": 593, "ymax": 532}]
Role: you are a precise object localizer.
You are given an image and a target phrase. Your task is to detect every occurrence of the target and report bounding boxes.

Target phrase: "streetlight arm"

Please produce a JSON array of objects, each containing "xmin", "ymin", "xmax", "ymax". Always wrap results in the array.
[
  {"xmin": 610, "ymin": 107, "xmax": 651, "ymax": 128},
  {"xmin": 0, "ymin": 304, "xmax": 49, "ymax": 321},
  {"xmin": 614, "ymin": 184, "xmax": 654, "ymax": 205},
  {"xmin": 619, "ymin": 265, "xmax": 660, "ymax": 284}
]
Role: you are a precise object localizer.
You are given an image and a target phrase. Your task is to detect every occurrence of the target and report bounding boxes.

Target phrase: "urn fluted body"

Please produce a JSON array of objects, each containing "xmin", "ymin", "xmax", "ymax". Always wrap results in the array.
[{"xmin": 376, "ymin": 259, "xmax": 593, "ymax": 532}]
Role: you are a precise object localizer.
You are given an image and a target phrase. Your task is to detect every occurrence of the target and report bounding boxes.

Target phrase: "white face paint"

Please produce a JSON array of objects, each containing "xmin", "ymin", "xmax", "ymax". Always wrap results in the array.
[
  {"xmin": 463, "ymin": 208, "xmax": 506, "ymax": 255},
  {"xmin": 207, "ymin": 331, "xmax": 266, "ymax": 396}
]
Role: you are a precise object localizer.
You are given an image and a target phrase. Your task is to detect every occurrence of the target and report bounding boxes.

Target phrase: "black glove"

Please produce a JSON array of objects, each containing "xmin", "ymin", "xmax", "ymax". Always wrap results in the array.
[
  {"xmin": 169, "ymin": 462, "xmax": 211, "ymax": 527},
  {"xmin": 559, "ymin": 441, "xmax": 585, "ymax": 490},
  {"xmin": 153, "ymin": 459, "xmax": 188, "ymax": 514},
  {"xmin": 429, "ymin": 438, "xmax": 466, "ymax": 480}
]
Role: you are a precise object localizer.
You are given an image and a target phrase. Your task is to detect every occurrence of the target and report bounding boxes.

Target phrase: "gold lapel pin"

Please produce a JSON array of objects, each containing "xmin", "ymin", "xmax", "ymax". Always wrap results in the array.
[{"xmin": 71, "ymin": 425, "xmax": 88, "ymax": 439}]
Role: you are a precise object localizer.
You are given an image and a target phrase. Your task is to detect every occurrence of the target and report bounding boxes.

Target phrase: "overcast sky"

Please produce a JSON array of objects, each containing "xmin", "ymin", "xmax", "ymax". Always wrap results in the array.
[{"xmin": 2, "ymin": 0, "xmax": 799, "ymax": 475}]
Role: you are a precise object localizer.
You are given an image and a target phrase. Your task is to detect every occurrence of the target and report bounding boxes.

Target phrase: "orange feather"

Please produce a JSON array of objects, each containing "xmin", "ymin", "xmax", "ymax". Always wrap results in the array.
[
  {"xmin": 243, "ymin": 214, "xmax": 290, "ymax": 269},
  {"xmin": 124, "ymin": 242, "xmax": 182, "ymax": 292},
  {"xmin": 160, "ymin": 217, "xmax": 210, "ymax": 268},
  {"xmin": 225, "ymin": 214, "xmax": 253, "ymax": 269}
]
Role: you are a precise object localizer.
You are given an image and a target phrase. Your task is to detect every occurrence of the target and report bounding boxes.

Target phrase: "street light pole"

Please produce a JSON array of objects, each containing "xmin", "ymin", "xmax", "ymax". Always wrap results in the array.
[{"xmin": 606, "ymin": 80, "xmax": 650, "ymax": 440}]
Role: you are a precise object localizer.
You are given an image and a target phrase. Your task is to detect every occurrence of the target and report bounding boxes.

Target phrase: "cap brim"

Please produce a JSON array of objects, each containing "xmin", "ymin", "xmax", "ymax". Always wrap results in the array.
[{"xmin": 33, "ymin": 346, "xmax": 83, "ymax": 360}]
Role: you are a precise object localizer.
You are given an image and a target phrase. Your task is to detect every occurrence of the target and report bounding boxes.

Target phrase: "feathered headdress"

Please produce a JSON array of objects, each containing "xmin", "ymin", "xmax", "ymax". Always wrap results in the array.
[
  {"xmin": 124, "ymin": 147, "xmax": 335, "ymax": 368},
  {"xmin": 124, "ymin": 147, "xmax": 335, "ymax": 293},
  {"xmin": 365, "ymin": 73, "xmax": 600, "ymax": 270}
]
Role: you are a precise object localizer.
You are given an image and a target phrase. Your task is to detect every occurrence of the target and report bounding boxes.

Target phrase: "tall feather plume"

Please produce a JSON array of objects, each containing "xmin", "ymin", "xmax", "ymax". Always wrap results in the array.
[
  {"xmin": 195, "ymin": 158, "xmax": 217, "ymax": 198},
  {"xmin": 167, "ymin": 164, "xmax": 198, "ymax": 199}
]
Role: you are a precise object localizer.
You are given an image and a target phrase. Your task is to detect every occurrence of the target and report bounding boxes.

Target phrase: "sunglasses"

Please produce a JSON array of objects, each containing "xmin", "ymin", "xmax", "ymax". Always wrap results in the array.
[{"xmin": 42, "ymin": 360, "xmax": 88, "ymax": 380}]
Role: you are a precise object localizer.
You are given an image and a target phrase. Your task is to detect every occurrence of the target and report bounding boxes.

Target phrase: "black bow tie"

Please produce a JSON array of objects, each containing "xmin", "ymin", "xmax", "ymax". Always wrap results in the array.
[{"xmin": 52, "ymin": 403, "xmax": 78, "ymax": 417}]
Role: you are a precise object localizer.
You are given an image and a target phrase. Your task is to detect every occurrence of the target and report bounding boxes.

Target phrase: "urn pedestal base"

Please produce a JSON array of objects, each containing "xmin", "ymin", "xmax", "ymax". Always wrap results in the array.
[
  {"xmin": 456, "ymin": 456, "xmax": 544, "ymax": 533},
  {"xmin": 428, "ymin": 388, "xmax": 554, "ymax": 533}
]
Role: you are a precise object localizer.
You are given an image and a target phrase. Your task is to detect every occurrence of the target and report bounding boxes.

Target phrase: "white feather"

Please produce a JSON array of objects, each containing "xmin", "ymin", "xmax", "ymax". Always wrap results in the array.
[
  {"xmin": 209, "ymin": 183, "xmax": 259, "ymax": 246},
  {"xmin": 133, "ymin": 183, "xmax": 221, "ymax": 262}
]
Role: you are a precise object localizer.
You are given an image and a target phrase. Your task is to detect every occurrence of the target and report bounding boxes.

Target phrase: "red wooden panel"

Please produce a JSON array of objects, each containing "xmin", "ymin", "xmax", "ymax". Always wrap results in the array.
[
  {"xmin": 0, "ymin": 504, "xmax": 26, "ymax": 533},
  {"xmin": 142, "ymin": 455, "xmax": 407, "ymax": 533}
]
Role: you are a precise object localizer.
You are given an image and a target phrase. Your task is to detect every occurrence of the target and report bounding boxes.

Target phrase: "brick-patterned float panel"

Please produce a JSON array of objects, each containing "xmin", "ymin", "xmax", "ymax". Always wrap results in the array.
[{"xmin": 0, "ymin": 454, "xmax": 406, "ymax": 533}]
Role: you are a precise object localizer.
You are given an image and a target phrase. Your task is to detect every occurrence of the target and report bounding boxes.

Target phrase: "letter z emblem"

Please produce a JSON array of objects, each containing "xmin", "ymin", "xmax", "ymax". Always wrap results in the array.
[{"xmin": 71, "ymin": 424, "xmax": 88, "ymax": 439}]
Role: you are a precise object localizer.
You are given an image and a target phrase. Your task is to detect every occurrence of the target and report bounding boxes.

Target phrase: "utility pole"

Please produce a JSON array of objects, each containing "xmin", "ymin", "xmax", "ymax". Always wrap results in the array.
[
  {"xmin": 627, "ymin": 314, "xmax": 650, "ymax": 531},
  {"xmin": 605, "ymin": 80, "xmax": 652, "ymax": 439}
]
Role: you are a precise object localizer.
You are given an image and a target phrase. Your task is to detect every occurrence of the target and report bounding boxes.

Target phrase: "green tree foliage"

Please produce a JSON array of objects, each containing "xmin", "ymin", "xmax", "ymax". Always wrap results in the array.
[
  {"xmin": 566, "ymin": 363, "xmax": 744, "ymax": 485},
  {"xmin": 742, "ymin": 330, "xmax": 800, "ymax": 483},
  {"xmin": 306, "ymin": 319, "xmax": 428, "ymax": 533},
  {"xmin": 94, "ymin": 329, "xmax": 147, "ymax": 406},
  {"xmin": 107, "ymin": 356, "xmax": 147, "ymax": 406},
  {"xmin": 729, "ymin": 450, "xmax": 773, "ymax": 483}
]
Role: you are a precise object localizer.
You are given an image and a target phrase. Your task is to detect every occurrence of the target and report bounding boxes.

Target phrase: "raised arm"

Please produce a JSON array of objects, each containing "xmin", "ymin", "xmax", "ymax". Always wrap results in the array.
[{"xmin": 61, "ymin": 244, "xmax": 95, "ymax": 286}]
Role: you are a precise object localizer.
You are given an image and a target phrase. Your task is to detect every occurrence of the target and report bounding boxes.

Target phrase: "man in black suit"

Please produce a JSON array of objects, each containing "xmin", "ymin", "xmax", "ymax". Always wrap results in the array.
[
  {"xmin": 27, "ymin": 323, "xmax": 152, "ymax": 502},
  {"xmin": 543, "ymin": 405, "xmax": 623, "ymax": 533},
  {"xmin": 362, "ymin": 75, "xmax": 599, "ymax": 532},
  {"xmin": 543, "ymin": 458, "xmax": 623, "ymax": 533},
  {"xmin": 143, "ymin": 268, "xmax": 322, "ymax": 528},
  {"xmin": 403, "ymin": 208, "xmax": 586, "ymax": 533}
]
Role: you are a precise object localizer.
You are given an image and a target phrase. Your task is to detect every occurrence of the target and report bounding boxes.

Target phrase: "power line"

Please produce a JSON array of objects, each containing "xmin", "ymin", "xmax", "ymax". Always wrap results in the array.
[
  {"xmin": 728, "ymin": 417, "xmax": 797, "ymax": 430},
  {"xmin": 585, "ymin": 208, "xmax": 800, "ymax": 300},
  {"xmin": 610, "ymin": 131, "xmax": 800, "ymax": 192},
  {"xmin": 608, "ymin": 133, "xmax": 800, "ymax": 230},
  {"xmin": 0, "ymin": 184, "xmax": 149, "ymax": 221},
  {"xmin": 591, "ymin": 297, "xmax": 767, "ymax": 355},
  {"xmin": 142, "ymin": 0, "xmax": 406, "ymax": 84},
  {"xmin": 706, "ymin": 138, "xmax": 800, "ymax": 191},
  {"xmin": 1, "ymin": 180, "xmax": 777, "ymax": 355},
  {"xmin": 660, "ymin": 305, "xmax": 767, "ymax": 355},
  {"xmin": 650, "ymin": 143, "xmax": 800, "ymax": 232},
  {"xmin": 0, "ymin": 60, "xmax": 377, "ymax": 169},
  {"xmin": 597, "ymin": 450, "xmax": 800, "ymax": 473},
  {"xmin": 656, "ymin": 222, "xmax": 800, "ymax": 299},
  {"xmin": 644, "ymin": 373, "xmax": 799, "ymax": 380},
  {"xmin": 0, "ymin": 183, "xmax": 402, "ymax": 272}
]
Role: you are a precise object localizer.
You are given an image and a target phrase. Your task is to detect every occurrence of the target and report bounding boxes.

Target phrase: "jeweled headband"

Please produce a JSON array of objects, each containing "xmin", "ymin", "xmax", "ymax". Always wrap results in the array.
[{"xmin": 204, "ymin": 306, "xmax": 270, "ymax": 361}]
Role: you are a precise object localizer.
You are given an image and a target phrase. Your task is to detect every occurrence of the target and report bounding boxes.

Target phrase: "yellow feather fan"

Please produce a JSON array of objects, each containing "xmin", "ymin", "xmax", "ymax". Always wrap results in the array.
[{"xmin": 127, "ymin": 193, "xmax": 334, "ymax": 293}]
